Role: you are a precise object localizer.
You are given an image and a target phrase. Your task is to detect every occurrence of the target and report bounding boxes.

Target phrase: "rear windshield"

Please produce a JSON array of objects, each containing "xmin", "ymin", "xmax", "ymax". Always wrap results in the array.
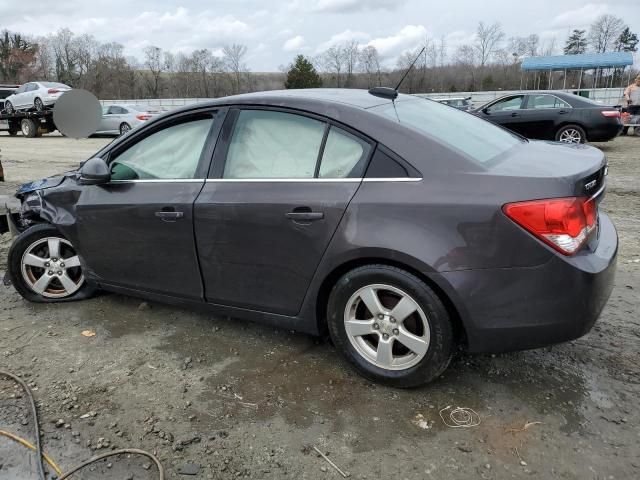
[{"xmin": 371, "ymin": 97, "xmax": 523, "ymax": 164}]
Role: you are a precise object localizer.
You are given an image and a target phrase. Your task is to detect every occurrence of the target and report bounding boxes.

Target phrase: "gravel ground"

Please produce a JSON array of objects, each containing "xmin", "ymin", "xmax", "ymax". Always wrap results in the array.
[{"xmin": 0, "ymin": 132, "xmax": 639, "ymax": 480}]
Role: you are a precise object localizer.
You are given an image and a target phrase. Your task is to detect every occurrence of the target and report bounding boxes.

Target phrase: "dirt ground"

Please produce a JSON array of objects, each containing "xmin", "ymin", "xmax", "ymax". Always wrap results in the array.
[{"xmin": 0, "ymin": 132, "xmax": 639, "ymax": 480}]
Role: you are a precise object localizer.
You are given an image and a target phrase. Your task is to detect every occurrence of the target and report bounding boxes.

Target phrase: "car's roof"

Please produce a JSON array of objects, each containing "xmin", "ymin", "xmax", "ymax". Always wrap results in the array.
[{"xmin": 199, "ymin": 88, "xmax": 405, "ymax": 110}]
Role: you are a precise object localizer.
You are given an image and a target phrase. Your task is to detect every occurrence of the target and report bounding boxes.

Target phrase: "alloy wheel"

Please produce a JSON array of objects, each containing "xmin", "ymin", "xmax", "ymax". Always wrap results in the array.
[
  {"xmin": 20, "ymin": 237, "xmax": 84, "ymax": 298},
  {"xmin": 558, "ymin": 128, "xmax": 582, "ymax": 143},
  {"xmin": 5, "ymin": 101, "xmax": 13, "ymax": 114},
  {"xmin": 34, "ymin": 98, "xmax": 44, "ymax": 112},
  {"xmin": 344, "ymin": 284, "xmax": 431, "ymax": 370},
  {"xmin": 120, "ymin": 123, "xmax": 131, "ymax": 135}
]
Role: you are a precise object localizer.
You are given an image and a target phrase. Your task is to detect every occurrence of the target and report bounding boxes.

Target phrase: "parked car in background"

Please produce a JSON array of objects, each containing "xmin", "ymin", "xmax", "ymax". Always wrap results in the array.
[
  {"xmin": 474, "ymin": 91, "xmax": 622, "ymax": 143},
  {"xmin": 4, "ymin": 82, "xmax": 71, "ymax": 113},
  {"xmin": 3, "ymin": 89, "xmax": 616, "ymax": 387},
  {"xmin": 96, "ymin": 104, "xmax": 162, "ymax": 136},
  {"xmin": 433, "ymin": 96, "xmax": 473, "ymax": 111},
  {"xmin": 0, "ymin": 84, "xmax": 19, "ymax": 132}
]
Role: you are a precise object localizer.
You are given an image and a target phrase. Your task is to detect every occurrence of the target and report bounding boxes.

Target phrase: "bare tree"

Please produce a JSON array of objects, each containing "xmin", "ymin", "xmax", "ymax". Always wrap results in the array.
[
  {"xmin": 589, "ymin": 15, "xmax": 625, "ymax": 53},
  {"xmin": 223, "ymin": 43, "xmax": 248, "ymax": 94},
  {"xmin": 455, "ymin": 44, "xmax": 478, "ymax": 90},
  {"xmin": 343, "ymin": 40, "xmax": 360, "ymax": 87},
  {"xmin": 359, "ymin": 45, "xmax": 382, "ymax": 88},
  {"xmin": 143, "ymin": 45, "xmax": 163, "ymax": 97},
  {"xmin": 322, "ymin": 45, "xmax": 346, "ymax": 87},
  {"xmin": 474, "ymin": 22, "xmax": 504, "ymax": 67}
]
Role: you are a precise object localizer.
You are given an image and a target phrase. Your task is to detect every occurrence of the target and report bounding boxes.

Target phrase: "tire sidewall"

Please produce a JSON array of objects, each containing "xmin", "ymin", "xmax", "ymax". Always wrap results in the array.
[
  {"xmin": 8, "ymin": 224, "xmax": 93, "ymax": 303},
  {"xmin": 327, "ymin": 265, "xmax": 452, "ymax": 388}
]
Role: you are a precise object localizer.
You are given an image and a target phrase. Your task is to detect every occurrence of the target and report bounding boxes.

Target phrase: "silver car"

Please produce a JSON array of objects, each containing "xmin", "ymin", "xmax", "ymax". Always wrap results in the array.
[
  {"xmin": 95, "ymin": 104, "xmax": 162, "ymax": 136},
  {"xmin": 4, "ymin": 82, "xmax": 71, "ymax": 113}
]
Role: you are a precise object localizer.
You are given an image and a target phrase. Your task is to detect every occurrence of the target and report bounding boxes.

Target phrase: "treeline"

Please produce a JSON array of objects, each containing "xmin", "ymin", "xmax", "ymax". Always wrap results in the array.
[{"xmin": 0, "ymin": 14, "xmax": 637, "ymax": 100}]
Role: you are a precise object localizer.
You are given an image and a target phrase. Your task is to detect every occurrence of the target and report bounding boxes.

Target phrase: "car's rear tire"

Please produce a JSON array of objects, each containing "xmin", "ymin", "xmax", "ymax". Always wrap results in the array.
[
  {"xmin": 326, "ymin": 265, "xmax": 453, "ymax": 388},
  {"xmin": 21, "ymin": 119, "xmax": 37, "ymax": 138},
  {"xmin": 34, "ymin": 97, "xmax": 44, "ymax": 112},
  {"xmin": 4, "ymin": 100, "xmax": 14, "ymax": 114},
  {"xmin": 119, "ymin": 123, "xmax": 131, "ymax": 135},
  {"xmin": 555, "ymin": 124, "xmax": 586, "ymax": 144},
  {"xmin": 8, "ymin": 224, "xmax": 95, "ymax": 303}
]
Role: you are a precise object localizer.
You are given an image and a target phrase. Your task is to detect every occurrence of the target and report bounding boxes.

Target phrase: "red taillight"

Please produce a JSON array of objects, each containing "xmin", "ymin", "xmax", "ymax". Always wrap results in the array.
[
  {"xmin": 601, "ymin": 110, "xmax": 620, "ymax": 118},
  {"xmin": 47, "ymin": 88, "xmax": 60, "ymax": 94},
  {"xmin": 136, "ymin": 114, "xmax": 151, "ymax": 120},
  {"xmin": 503, "ymin": 197, "xmax": 597, "ymax": 255}
]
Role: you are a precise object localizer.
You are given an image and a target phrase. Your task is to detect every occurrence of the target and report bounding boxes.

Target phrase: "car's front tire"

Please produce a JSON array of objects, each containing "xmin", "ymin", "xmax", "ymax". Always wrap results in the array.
[
  {"xmin": 4, "ymin": 100, "xmax": 14, "ymax": 114},
  {"xmin": 34, "ymin": 97, "xmax": 44, "ymax": 112},
  {"xmin": 327, "ymin": 265, "xmax": 453, "ymax": 388},
  {"xmin": 119, "ymin": 123, "xmax": 131, "ymax": 135},
  {"xmin": 556, "ymin": 124, "xmax": 586, "ymax": 144},
  {"xmin": 8, "ymin": 224, "xmax": 94, "ymax": 303}
]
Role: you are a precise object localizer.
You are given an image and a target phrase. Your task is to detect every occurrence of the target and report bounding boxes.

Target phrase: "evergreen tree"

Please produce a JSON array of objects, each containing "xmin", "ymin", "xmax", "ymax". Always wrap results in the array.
[
  {"xmin": 564, "ymin": 29, "xmax": 587, "ymax": 55},
  {"xmin": 284, "ymin": 55, "xmax": 322, "ymax": 89},
  {"xmin": 616, "ymin": 27, "xmax": 639, "ymax": 52}
]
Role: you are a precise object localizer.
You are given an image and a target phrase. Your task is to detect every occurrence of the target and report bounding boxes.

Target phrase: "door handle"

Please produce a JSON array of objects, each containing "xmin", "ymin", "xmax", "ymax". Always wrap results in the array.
[
  {"xmin": 155, "ymin": 210, "xmax": 184, "ymax": 221},
  {"xmin": 511, "ymin": 112, "xmax": 519, "ymax": 117},
  {"xmin": 559, "ymin": 110, "xmax": 568, "ymax": 114},
  {"xmin": 286, "ymin": 212, "xmax": 324, "ymax": 221}
]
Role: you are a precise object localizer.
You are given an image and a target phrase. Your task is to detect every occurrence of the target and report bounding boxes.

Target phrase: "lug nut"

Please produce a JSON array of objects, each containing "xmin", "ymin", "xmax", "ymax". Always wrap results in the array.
[
  {"xmin": 52, "ymin": 258, "xmax": 58, "ymax": 262},
  {"xmin": 57, "ymin": 271, "xmax": 62, "ymax": 275},
  {"xmin": 60, "ymin": 263, "xmax": 65, "ymax": 268},
  {"xmin": 44, "ymin": 262, "xmax": 50, "ymax": 267},
  {"xmin": 373, "ymin": 323, "xmax": 379, "ymax": 330},
  {"xmin": 48, "ymin": 270, "xmax": 53, "ymax": 275},
  {"xmin": 382, "ymin": 333, "xmax": 389, "ymax": 340},
  {"xmin": 393, "ymin": 328, "xmax": 399, "ymax": 335},
  {"xmin": 390, "ymin": 317, "xmax": 396, "ymax": 323},
  {"xmin": 378, "ymin": 314, "xmax": 384, "ymax": 320}
]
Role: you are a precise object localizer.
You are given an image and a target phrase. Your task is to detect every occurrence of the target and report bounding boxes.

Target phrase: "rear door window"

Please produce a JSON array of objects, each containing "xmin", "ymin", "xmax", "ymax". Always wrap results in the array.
[
  {"xmin": 318, "ymin": 127, "xmax": 371, "ymax": 178},
  {"xmin": 223, "ymin": 110, "xmax": 325, "ymax": 179},
  {"xmin": 527, "ymin": 95, "xmax": 571, "ymax": 109},
  {"xmin": 487, "ymin": 96, "xmax": 524, "ymax": 112}
]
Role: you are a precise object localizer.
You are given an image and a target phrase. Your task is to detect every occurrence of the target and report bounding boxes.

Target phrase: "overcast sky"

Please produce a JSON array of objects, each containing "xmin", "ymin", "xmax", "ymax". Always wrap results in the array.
[{"xmin": 2, "ymin": 0, "xmax": 639, "ymax": 70}]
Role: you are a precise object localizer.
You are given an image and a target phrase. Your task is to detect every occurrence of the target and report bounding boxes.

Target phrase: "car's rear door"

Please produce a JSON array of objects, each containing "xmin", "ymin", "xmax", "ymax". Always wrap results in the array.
[
  {"xmin": 73, "ymin": 109, "xmax": 223, "ymax": 299},
  {"xmin": 518, "ymin": 94, "xmax": 572, "ymax": 139},
  {"xmin": 194, "ymin": 108, "xmax": 373, "ymax": 315}
]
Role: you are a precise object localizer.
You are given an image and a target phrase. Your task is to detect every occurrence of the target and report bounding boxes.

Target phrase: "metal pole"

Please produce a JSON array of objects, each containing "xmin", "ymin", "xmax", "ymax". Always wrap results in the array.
[
  {"xmin": 578, "ymin": 68, "xmax": 583, "ymax": 91},
  {"xmin": 548, "ymin": 69, "xmax": 552, "ymax": 89},
  {"xmin": 563, "ymin": 69, "xmax": 567, "ymax": 90},
  {"xmin": 520, "ymin": 71, "xmax": 523, "ymax": 90}
]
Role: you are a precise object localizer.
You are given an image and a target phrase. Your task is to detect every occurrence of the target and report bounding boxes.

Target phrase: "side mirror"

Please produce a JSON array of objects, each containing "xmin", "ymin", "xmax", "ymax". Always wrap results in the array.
[
  {"xmin": 482, "ymin": 107, "xmax": 489, "ymax": 114},
  {"xmin": 79, "ymin": 157, "xmax": 110, "ymax": 185}
]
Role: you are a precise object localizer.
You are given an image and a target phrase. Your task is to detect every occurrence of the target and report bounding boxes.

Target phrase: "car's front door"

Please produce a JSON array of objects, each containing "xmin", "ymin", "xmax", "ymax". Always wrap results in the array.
[
  {"xmin": 12, "ymin": 84, "xmax": 29, "ymax": 108},
  {"xmin": 480, "ymin": 95, "xmax": 526, "ymax": 133},
  {"xmin": 518, "ymin": 94, "xmax": 572, "ymax": 139},
  {"xmin": 194, "ymin": 108, "xmax": 373, "ymax": 315},
  {"xmin": 73, "ymin": 109, "xmax": 222, "ymax": 299}
]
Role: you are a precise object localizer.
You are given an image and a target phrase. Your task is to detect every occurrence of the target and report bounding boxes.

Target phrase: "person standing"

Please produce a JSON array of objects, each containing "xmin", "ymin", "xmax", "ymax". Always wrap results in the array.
[{"xmin": 624, "ymin": 75, "xmax": 640, "ymax": 115}]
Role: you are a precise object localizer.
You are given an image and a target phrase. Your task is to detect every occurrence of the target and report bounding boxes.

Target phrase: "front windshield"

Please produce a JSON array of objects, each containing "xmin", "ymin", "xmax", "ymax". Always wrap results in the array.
[{"xmin": 370, "ymin": 97, "xmax": 523, "ymax": 164}]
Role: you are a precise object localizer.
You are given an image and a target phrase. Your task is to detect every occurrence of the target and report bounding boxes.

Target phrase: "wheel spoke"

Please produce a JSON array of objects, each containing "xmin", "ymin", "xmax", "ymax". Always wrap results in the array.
[
  {"xmin": 375, "ymin": 339, "xmax": 394, "ymax": 368},
  {"xmin": 48, "ymin": 238, "xmax": 61, "ymax": 259},
  {"xmin": 31, "ymin": 274, "xmax": 52, "ymax": 294},
  {"xmin": 64, "ymin": 255, "xmax": 81, "ymax": 268},
  {"xmin": 396, "ymin": 328, "xmax": 429, "ymax": 357},
  {"xmin": 23, "ymin": 253, "xmax": 48, "ymax": 268},
  {"xmin": 390, "ymin": 296, "xmax": 418, "ymax": 323},
  {"xmin": 58, "ymin": 273, "xmax": 77, "ymax": 293},
  {"xmin": 345, "ymin": 319, "xmax": 375, "ymax": 337},
  {"xmin": 359, "ymin": 287, "xmax": 384, "ymax": 317}
]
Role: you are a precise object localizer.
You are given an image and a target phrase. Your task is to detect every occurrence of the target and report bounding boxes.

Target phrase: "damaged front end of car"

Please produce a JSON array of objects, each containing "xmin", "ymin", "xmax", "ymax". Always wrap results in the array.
[{"xmin": 1, "ymin": 172, "xmax": 83, "ymax": 238}]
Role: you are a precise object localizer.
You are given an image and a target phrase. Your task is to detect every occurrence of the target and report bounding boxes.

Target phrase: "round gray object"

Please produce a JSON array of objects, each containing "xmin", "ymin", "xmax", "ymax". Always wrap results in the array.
[{"xmin": 53, "ymin": 89, "xmax": 101, "ymax": 139}]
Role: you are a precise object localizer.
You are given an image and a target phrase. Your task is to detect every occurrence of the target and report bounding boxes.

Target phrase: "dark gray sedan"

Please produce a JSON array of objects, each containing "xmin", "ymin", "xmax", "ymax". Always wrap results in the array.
[{"xmin": 2, "ymin": 89, "xmax": 617, "ymax": 387}]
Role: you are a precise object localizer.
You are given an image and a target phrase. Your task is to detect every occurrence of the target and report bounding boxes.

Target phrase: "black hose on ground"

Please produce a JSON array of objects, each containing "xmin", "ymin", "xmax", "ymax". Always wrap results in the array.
[{"xmin": 0, "ymin": 370, "xmax": 46, "ymax": 480}]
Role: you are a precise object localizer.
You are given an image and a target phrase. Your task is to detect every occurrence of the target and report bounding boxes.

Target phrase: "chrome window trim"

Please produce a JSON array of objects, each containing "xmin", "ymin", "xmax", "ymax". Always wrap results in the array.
[{"xmin": 106, "ymin": 177, "xmax": 423, "ymax": 184}]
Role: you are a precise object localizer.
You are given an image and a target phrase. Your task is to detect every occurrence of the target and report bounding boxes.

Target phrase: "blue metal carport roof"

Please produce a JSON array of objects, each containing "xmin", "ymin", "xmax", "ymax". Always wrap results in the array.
[{"xmin": 521, "ymin": 52, "xmax": 634, "ymax": 71}]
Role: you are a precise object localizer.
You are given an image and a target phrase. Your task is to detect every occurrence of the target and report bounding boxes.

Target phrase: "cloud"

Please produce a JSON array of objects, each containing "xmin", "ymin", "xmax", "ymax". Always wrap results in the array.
[
  {"xmin": 312, "ymin": 0, "xmax": 404, "ymax": 13},
  {"xmin": 367, "ymin": 25, "xmax": 428, "ymax": 57},
  {"xmin": 283, "ymin": 35, "xmax": 306, "ymax": 51},
  {"xmin": 315, "ymin": 29, "xmax": 370, "ymax": 52},
  {"xmin": 551, "ymin": 4, "xmax": 609, "ymax": 29}
]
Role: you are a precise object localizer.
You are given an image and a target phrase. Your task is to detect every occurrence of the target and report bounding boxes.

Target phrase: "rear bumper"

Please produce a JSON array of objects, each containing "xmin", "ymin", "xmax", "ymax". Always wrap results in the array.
[
  {"xmin": 443, "ymin": 213, "xmax": 618, "ymax": 353},
  {"xmin": 588, "ymin": 122, "xmax": 623, "ymax": 142}
]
